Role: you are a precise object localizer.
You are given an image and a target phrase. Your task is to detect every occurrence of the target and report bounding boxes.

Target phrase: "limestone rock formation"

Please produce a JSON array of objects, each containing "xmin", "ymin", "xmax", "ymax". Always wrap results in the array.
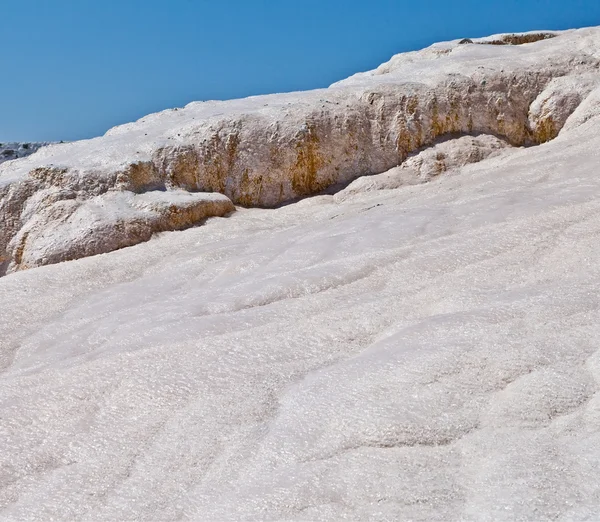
[
  {"xmin": 3, "ymin": 191, "xmax": 234, "ymax": 274},
  {"xmin": 2, "ymin": 27, "xmax": 600, "ymax": 272},
  {"xmin": 6, "ymin": 27, "xmax": 600, "ymax": 522}
]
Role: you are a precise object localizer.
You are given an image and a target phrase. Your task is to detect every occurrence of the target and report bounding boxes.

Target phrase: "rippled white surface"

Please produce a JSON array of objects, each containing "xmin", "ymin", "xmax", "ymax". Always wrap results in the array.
[{"xmin": 3, "ymin": 112, "xmax": 600, "ymax": 520}]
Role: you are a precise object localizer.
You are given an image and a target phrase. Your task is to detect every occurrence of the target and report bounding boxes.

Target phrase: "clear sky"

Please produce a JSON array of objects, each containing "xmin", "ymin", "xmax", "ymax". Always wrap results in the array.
[{"xmin": 3, "ymin": 0, "xmax": 600, "ymax": 142}]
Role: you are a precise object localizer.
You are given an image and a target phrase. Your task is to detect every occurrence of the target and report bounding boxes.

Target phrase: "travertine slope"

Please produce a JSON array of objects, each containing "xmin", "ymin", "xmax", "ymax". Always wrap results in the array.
[
  {"xmin": 4, "ymin": 28, "xmax": 600, "ymax": 522},
  {"xmin": 2, "ymin": 29, "xmax": 600, "ymax": 272}
]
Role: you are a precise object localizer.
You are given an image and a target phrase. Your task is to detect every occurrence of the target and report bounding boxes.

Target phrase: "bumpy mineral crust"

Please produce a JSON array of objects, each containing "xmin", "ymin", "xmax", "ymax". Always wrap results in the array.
[{"xmin": 2, "ymin": 28, "xmax": 600, "ymax": 272}]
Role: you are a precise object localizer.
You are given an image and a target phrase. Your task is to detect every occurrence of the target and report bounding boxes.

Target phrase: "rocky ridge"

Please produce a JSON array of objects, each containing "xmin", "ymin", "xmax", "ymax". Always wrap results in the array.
[{"xmin": 2, "ymin": 28, "xmax": 600, "ymax": 273}]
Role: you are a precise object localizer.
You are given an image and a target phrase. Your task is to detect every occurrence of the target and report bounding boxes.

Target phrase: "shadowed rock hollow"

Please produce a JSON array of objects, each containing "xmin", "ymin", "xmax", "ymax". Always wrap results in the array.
[{"xmin": 2, "ymin": 27, "xmax": 600, "ymax": 272}]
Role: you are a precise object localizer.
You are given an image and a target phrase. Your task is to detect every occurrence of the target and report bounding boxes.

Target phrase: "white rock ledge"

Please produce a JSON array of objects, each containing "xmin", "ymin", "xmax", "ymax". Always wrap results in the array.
[{"xmin": 2, "ymin": 27, "xmax": 600, "ymax": 272}]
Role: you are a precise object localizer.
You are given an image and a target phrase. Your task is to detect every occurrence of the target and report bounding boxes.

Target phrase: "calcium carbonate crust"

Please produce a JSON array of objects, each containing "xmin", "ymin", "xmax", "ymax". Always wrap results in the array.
[
  {"xmin": 6, "ymin": 27, "xmax": 600, "ymax": 522},
  {"xmin": 2, "ymin": 28, "xmax": 600, "ymax": 272}
]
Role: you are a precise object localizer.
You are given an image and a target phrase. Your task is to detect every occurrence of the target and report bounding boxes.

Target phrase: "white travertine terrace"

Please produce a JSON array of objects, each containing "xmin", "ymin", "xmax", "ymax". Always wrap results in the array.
[
  {"xmin": 3, "ymin": 28, "xmax": 600, "ymax": 520},
  {"xmin": 2, "ymin": 28, "xmax": 600, "ymax": 272}
]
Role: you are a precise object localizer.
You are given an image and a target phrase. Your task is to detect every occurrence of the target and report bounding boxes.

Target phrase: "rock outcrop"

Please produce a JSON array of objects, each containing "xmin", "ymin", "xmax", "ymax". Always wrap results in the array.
[
  {"xmin": 2, "ymin": 27, "xmax": 600, "ymax": 272},
  {"xmin": 2, "ymin": 191, "xmax": 233, "ymax": 274}
]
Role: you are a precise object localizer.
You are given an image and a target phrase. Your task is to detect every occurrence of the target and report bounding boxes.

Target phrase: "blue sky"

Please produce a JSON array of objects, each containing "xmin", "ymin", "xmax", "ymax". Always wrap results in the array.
[{"xmin": 2, "ymin": 0, "xmax": 600, "ymax": 142}]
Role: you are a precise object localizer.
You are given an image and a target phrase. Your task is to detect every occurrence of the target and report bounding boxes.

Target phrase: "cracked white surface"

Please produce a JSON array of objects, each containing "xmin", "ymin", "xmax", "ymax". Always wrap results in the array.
[{"xmin": 3, "ymin": 29, "xmax": 600, "ymax": 521}]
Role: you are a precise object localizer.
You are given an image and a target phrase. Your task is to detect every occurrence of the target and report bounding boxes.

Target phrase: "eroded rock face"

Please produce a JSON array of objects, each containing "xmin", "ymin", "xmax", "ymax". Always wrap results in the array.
[
  {"xmin": 528, "ymin": 74, "xmax": 600, "ymax": 142},
  {"xmin": 0, "ymin": 164, "xmax": 235, "ymax": 274},
  {"xmin": 3, "ymin": 191, "xmax": 234, "ymax": 274},
  {"xmin": 2, "ymin": 27, "xmax": 600, "ymax": 272},
  {"xmin": 479, "ymin": 32, "xmax": 556, "ymax": 46}
]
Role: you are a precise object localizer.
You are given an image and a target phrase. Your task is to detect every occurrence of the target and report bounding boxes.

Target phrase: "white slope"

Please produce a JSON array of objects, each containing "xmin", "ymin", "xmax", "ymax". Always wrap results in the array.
[{"xmin": 2, "ymin": 31, "xmax": 600, "ymax": 521}]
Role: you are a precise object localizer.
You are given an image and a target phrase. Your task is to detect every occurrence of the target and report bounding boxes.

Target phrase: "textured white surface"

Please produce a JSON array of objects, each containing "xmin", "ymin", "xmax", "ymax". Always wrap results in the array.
[
  {"xmin": 3, "ymin": 27, "xmax": 600, "ymax": 273},
  {"xmin": 3, "ymin": 29, "xmax": 600, "ymax": 521}
]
